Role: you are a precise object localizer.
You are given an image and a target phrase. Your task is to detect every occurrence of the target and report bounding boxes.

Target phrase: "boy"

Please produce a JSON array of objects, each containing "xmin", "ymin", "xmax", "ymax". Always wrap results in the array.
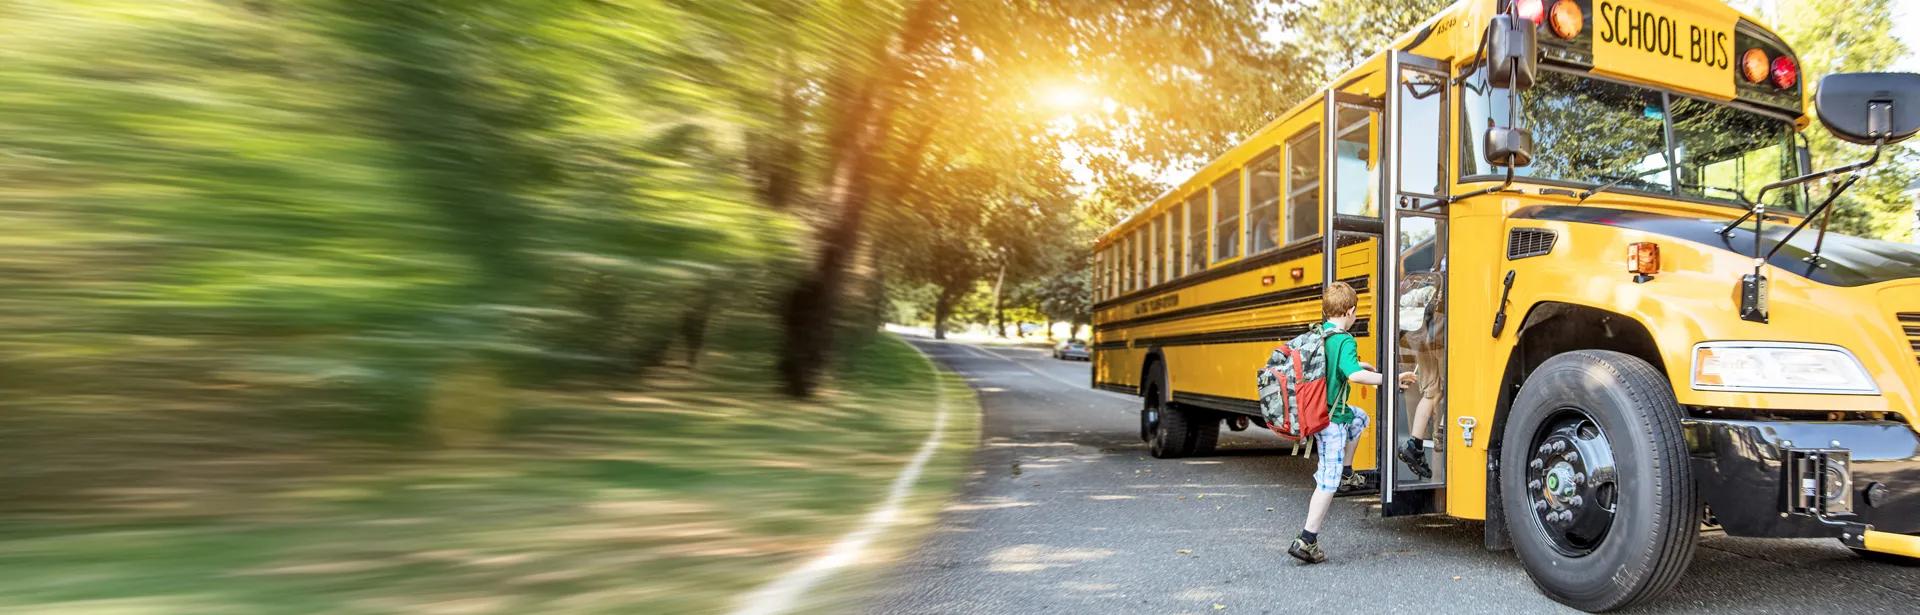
[{"xmin": 1290, "ymin": 280, "xmax": 1415, "ymax": 564}]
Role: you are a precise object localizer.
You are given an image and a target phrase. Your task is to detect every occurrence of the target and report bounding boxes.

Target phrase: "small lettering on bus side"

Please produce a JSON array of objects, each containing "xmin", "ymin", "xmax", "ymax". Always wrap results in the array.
[
  {"xmin": 1596, "ymin": 1, "xmax": 1729, "ymax": 69},
  {"xmin": 1133, "ymin": 294, "xmax": 1180, "ymax": 315}
]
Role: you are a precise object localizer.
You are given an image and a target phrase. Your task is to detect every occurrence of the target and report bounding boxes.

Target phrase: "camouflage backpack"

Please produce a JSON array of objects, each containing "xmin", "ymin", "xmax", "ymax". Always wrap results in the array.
[{"xmin": 1256, "ymin": 325, "xmax": 1333, "ymax": 441}]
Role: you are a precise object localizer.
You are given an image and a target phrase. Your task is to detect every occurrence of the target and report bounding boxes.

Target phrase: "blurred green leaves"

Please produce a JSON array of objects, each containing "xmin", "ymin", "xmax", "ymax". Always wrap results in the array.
[{"xmin": 0, "ymin": 0, "xmax": 793, "ymax": 454}]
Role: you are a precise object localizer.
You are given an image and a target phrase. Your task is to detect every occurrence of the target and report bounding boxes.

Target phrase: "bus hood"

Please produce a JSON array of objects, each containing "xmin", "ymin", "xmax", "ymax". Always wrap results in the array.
[{"xmin": 1514, "ymin": 205, "xmax": 1920, "ymax": 287}]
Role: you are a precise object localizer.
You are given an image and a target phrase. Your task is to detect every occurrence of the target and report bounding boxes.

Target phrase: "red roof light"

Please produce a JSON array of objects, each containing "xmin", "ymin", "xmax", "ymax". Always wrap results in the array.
[
  {"xmin": 1516, "ymin": 0, "xmax": 1545, "ymax": 24},
  {"xmin": 1771, "ymin": 55, "xmax": 1798, "ymax": 89}
]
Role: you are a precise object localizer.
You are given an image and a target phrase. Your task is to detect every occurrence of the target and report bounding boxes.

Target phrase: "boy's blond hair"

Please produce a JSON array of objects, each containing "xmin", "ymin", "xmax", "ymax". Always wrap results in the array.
[{"xmin": 1323, "ymin": 280, "xmax": 1357, "ymax": 319}]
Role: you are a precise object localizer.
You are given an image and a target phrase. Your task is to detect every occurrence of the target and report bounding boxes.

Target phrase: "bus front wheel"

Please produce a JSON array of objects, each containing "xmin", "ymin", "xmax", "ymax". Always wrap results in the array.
[{"xmin": 1500, "ymin": 350, "xmax": 1698, "ymax": 612}]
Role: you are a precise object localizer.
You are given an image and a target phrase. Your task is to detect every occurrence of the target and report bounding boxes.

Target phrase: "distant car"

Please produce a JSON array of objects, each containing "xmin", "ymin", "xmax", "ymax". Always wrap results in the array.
[{"xmin": 1053, "ymin": 339, "xmax": 1090, "ymax": 361}]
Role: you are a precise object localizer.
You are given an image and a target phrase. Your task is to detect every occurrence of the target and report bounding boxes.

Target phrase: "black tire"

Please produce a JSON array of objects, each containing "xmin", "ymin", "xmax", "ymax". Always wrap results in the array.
[
  {"xmin": 1189, "ymin": 409, "xmax": 1220, "ymax": 456},
  {"xmin": 1146, "ymin": 363, "xmax": 1193, "ymax": 458},
  {"xmin": 1848, "ymin": 545, "xmax": 1920, "ymax": 566},
  {"xmin": 1500, "ymin": 350, "xmax": 1698, "ymax": 612}
]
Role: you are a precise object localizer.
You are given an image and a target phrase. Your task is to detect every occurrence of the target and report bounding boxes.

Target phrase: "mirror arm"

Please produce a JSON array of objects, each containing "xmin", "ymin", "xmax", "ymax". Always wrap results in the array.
[
  {"xmin": 1718, "ymin": 137, "xmax": 1887, "ymax": 236},
  {"xmin": 1763, "ymin": 173, "xmax": 1860, "ymax": 261}
]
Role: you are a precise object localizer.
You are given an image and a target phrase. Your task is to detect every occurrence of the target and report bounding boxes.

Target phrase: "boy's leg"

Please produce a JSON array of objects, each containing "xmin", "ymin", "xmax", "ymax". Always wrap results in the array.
[
  {"xmin": 1293, "ymin": 428, "xmax": 1340, "ymax": 564},
  {"xmin": 1305, "ymin": 408, "xmax": 1367, "ymax": 530},
  {"xmin": 1410, "ymin": 395, "xmax": 1437, "ymax": 441},
  {"xmin": 1303, "ymin": 428, "xmax": 1341, "ymax": 532},
  {"xmin": 1343, "ymin": 407, "xmax": 1369, "ymax": 462}
]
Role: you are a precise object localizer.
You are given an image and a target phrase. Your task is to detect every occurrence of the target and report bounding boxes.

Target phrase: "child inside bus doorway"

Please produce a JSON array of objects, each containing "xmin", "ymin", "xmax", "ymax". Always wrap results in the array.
[{"xmin": 1396, "ymin": 268, "xmax": 1445, "ymax": 480}]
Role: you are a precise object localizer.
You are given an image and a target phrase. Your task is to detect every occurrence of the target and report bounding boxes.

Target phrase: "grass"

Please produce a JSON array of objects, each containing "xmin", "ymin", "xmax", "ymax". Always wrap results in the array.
[{"xmin": 0, "ymin": 319, "xmax": 979, "ymax": 614}]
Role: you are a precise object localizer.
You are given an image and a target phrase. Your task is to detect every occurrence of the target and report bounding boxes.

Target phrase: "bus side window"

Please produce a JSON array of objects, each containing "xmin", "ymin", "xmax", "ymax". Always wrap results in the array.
[
  {"xmin": 1170, "ymin": 204, "xmax": 1185, "ymax": 279},
  {"xmin": 1246, "ymin": 148, "xmax": 1282, "ymax": 255},
  {"xmin": 1151, "ymin": 214, "xmax": 1166, "ymax": 286},
  {"xmin": 1334, "ymin": 107, "xmax": 1377, "ymax": 217},
  {"xmin": 1185, "ymin": 193, "xmax": 1208, "ymax": 273},
  {"xmin": 1286, "ymin": 126, "xmax": 1321, "ymax": 242},
  {"xmin": 1212, "ymin": 172, "xmax": 1241, "ymax": 262}
]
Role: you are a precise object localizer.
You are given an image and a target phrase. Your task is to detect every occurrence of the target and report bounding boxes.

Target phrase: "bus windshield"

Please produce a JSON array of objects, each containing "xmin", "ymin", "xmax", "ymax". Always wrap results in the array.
[{"xmin": 1462, "ymin": 69, "xmax": 1803, "ymax": 210}]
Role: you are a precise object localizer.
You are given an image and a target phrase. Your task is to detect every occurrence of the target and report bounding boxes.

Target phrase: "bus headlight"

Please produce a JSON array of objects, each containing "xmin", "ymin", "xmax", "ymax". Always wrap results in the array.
[{"xmin": 1691, "ymin": 342, "xmax": 1879, "ymax": 395}]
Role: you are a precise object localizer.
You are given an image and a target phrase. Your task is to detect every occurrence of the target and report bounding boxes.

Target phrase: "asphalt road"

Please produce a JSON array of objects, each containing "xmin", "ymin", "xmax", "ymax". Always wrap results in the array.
[{"xmin": 866, "ymin": 337, "xmax": 1920, "ymax": 614}]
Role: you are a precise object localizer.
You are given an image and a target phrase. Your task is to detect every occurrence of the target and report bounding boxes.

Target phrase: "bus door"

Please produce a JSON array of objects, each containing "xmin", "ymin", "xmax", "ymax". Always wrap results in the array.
[
  {"xmin": 1320, "ymin": 88, "xmax": 1383, "ymax": 479},
  {"xmin": 1377, "ymin": 50, "xmax": 1451, "ymax": 516}
]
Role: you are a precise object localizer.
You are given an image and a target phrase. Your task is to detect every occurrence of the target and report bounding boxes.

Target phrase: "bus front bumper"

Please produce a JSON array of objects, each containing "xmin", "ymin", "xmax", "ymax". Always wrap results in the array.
[{"xmin": 1686, "ymin": 418, "xmax": 1920, "ymax": 549}]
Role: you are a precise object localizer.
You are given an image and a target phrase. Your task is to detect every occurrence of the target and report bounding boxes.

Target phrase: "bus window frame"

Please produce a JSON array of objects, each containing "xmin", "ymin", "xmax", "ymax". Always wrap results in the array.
[
  {"xmin": 1455, "ymin": 64, "xmax": 1809, "ymax": 213},
  {"xmin": 1211, "ymin": 171, "xmax": 1243, "ymax": 264},
  {"xmin": 1185, "ymin": 192, "xmax": 1209, "ymax": 276},
  {"xmin": 1284, "ymin": 124, "xmax": 1323, "ymax": 245},
  {"xmin": 1245, "ymin": 147, "xmax": 1284, "ymax": 256}
]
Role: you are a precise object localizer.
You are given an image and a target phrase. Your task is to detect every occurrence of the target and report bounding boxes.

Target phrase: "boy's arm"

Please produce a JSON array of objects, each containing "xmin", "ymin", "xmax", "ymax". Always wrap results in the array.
[
  {"xmin": 1333, "ymin": 335, "xmax": 1382, "ymax": 385},
  {"xmin": 1335, "ymin": 336, "xmax": 1409, "ymax": 387}
]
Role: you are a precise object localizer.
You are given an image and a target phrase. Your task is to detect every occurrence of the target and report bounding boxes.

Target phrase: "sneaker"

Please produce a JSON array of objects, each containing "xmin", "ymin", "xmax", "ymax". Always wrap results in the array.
[
  {"xmin": 1338, "ymin": 469, "xmax": 1367, "ymax": 493},
  {"xmin": 1398, "ymin": 438, "xmax": 1433, "ymax": 480},
  {"xmin": 1288, "ymin": 538, "xmax": 1327, "ymax": 564}
]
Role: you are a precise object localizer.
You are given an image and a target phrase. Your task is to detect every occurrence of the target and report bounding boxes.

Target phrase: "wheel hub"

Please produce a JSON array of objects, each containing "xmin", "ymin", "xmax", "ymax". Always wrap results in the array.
[{"xmin": 1526, "ymin": 409, "xmax": 1619, "ymax": 556}]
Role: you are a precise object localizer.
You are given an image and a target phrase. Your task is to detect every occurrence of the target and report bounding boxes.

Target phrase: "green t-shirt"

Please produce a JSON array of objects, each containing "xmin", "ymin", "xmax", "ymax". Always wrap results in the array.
[{"xmin": 1322, "ymin": 321, "xmax": 1364, "ymax": 425}]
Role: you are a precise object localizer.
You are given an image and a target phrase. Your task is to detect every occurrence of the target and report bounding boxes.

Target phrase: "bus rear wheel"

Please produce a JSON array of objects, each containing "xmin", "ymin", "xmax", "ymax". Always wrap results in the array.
[
  {"xmin": 1500, "ymin": 350, "xmax": 1698, "ymax": 612},
  {"xmin": 1145, "ymin": 363, "xmax": 1194, "ymax": 458}
]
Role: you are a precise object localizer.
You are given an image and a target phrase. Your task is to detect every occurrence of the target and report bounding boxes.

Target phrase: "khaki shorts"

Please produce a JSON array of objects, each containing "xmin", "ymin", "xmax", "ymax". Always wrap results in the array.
[{"xmin": 1414, "ymin": 347, "xmax": 1443, "ymax": 399}]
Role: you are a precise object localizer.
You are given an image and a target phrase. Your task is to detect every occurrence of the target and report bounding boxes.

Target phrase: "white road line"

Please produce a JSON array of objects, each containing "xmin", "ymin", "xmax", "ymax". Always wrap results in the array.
[{"xmin": 730, "ymin": 342, "xmax": 952, "ymax": 615}]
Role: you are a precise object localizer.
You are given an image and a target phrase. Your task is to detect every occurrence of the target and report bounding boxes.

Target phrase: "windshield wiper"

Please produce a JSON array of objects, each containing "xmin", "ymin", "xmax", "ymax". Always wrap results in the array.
[{"xmin": 1577, "ymin": 165, "xmax": 1672, "ymax": 203}]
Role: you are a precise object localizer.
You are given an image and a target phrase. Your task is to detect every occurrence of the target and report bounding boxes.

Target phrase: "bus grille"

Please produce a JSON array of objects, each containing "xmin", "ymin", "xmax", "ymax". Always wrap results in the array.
[
  {"xmin": 1899, "ymin": 313, "xmax": 1920, "ymax": 364},
  {"xmin": 1507, "ymin": 228, "xmax": 1556, "ymax": 260}
]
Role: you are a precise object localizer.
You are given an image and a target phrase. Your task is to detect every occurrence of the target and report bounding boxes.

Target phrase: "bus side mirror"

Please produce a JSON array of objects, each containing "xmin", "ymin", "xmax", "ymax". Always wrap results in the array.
[
  {"xmin": 1487, "ymin": 14, "xmax": 1537, "ymax": 91},
  {"xmin": 1485, "ymin": 127, "xmax": 1533, "ymax": 167},
  {"xmin": 1816, "ymin": 72, "xmax": 1920, "ymax": 145}
]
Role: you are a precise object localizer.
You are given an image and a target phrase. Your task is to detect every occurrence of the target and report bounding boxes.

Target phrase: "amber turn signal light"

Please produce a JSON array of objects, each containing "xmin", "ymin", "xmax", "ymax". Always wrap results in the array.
[
  {"xmin": 1547, "ymin": 0, "xmax": 1582, "ymax": 39},
  {"xmin": 1740, "ymin": 48, "xmax": 1769, "ymax": 84},
  {"xmin": 1628, "ymin": 242, "xmax": 1660, "ymax": 275}
]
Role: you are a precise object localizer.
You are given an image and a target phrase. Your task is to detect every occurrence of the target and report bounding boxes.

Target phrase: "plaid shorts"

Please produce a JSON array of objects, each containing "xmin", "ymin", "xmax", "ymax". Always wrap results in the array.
[{"xmin": 1313, "ymin": 406, "xmax": 1371, "ymax": 492}]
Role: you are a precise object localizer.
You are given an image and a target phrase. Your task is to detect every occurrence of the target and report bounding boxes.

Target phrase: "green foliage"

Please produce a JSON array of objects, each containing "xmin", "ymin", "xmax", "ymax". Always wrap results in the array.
[
  {"xmin": 1290, "ymin": 0, "xmax": 1453, "ymax": 80},
  {"xmin": 0, "ymin": 0, "xmax": 796, "ymax": 448},
  {"xmin": 1771, "ymin": 0, "xmax": 1920, "ymax": 240}
]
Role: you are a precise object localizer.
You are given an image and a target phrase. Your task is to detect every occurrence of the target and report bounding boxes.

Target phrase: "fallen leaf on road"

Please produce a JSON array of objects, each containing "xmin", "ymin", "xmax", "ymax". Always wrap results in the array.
[
  {"xmin": 1452, "ymin": 576, "xmax": 1461, "ymax": 581},
  {"xmin": 1213, "ymin": 604, "xmax": 1226, "ymax": 610},
  {"xmin": 1196, "ymin": 494, "xmax": 1205, "ymax": 499},
  {"xmin": 1176, "ymin": 549, "xmax": 1192, "ymax": 555},
  {"xmin": 1265, "ymin": 507, "xmax": 1274, "ymax": 512}
]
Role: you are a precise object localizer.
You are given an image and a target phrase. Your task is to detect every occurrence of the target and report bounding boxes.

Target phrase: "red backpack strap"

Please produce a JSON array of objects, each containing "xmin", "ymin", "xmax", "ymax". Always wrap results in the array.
[{"xmin": 1283, "ymin": 347, "xmax": 1306, "ymax": 382}]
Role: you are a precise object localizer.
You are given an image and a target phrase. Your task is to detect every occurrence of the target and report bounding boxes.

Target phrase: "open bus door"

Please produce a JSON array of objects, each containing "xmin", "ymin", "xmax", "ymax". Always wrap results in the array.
[
  {"xmin": 1319, "ymin": 88, "xmax": 1383, "ymax": 482},
  {"xmin": 1376, "ymin": 50, "xmax": 1452, "ymax": 516}
]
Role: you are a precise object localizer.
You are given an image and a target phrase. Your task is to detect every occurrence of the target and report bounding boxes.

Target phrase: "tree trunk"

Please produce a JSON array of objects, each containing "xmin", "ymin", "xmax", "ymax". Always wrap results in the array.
[
  {"xmin": 680, "ymin": 282, "xmax": 718, "ymax": 367},
  {"xmin": 1045, "ymin": 319, "xmax": 1055, "ymax": 341},
  {"xmin": 989, "ymin": 264, "xmax": 1006, "ymax": 338},
  {"xmin": 775, "ymin": 0, "xmax": 942, "ymax": 397},
  {"xmin": 932, "ymin": 288, "xmax": 957, "ymax": 340}
]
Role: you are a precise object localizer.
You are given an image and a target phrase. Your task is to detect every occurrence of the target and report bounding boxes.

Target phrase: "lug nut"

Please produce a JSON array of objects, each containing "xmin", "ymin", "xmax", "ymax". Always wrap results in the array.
[
  {"xmin": 1572, "ymin": 472, "xmax": 1586, "ymax": 485},
  {"xmin": 1565, "ymin": 451, "xmax": 1580, "ymax": 463},
  {"xmin": 1529, "ymin": 459, "xmax": 1544, "ymax": 470},
  {"xmin": 1538, "ymin": 443, "xmax": 1552, "ymax": 455},
  {"xmin": 1535, "ymin": 500, "xmax": 1548, "ymax": 512},
  {"xmin": 1568, "ymin": 495, "xmax": 1583, "ymax": 508},
  {"xmin": 1529, "ymin": 479, "xmax": 1542, "ymax": 490}
]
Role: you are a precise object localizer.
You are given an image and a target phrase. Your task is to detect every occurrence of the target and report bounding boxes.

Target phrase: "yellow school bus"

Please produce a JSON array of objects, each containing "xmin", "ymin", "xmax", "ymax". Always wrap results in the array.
[{"xmin": 1089, "ymin": 0, "xmax": 1920, "ymax": 610}]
